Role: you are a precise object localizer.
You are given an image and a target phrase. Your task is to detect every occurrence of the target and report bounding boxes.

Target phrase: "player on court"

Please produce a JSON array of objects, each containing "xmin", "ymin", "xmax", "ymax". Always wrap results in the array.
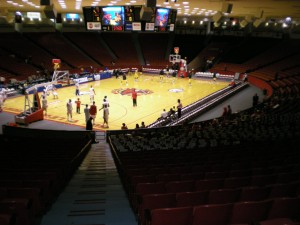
[
  {"xmin": 75, "ymin": 82, "xmax": 80, "ymax": 96},
  {"xmin": 121, "ymin": 73, "xmax": 128, "ymax": 86},
  {"xmin": 89, "ymin": 85, "xmax": 96, "ymax": 103},
  {"xmin": 188, "ymin": 70, "xmax": 193, "ymax": 86},
  {"xmin": 159, "ymin": 69, "xmax": 164, "ymax": 82},
  {"xmin": 42, "ymin": 96, "xmax": 48, "ymax": 116},
  {"xmin": 134, "ymin": 70, "xmax": 139, "ymax": 82},
  {"xmin": 89, "ymin": 101, "xmax": 97, "ymax": 125},
  {"xmin": 52, "ymin": 86, "xmax": 58, "ymax": 99},
  {"xmin": 66, "ymin": 99, "xmax": 73, "ymax": 122},
  {"xmin": 0, "ymin": 90, "xmax": 7, "ymax": 112}
]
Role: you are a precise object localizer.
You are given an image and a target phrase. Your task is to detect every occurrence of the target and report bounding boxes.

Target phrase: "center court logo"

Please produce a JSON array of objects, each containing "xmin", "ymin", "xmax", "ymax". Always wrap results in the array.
[
  {"xmin": 112, "ymin": 88, "xmax": 153, "ymax": 95},
  {"xmin": 169, "ymin": 88, "xmax": 184, "ymax": 93}
]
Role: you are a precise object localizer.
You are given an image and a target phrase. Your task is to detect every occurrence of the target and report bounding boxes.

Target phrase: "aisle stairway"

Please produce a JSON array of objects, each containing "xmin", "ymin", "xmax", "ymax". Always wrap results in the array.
[{"xmin": 40, "ymin": 136, "xmax": 137, "ymax": 225}]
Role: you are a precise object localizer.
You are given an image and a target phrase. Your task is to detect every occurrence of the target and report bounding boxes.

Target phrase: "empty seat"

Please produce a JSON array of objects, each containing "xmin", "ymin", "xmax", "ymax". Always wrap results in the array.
[
  {"xmin": 195, "ymin": 179, "xmax": 224, "ymax": 191},
  {"xmin": 193, "ymin": 203, "xmax": 233, "ymax": 225},
  {"xmin": 139, "ymin": 193, "xmax": 176, "ymax": 225},
  {"xmin": 133, "ymin": 182, "xmax": 166, "ymax": 212},
  {"xmin": 267, "ymin": 197, "xmax": 300, "ymax": 221},
  {"xmin": 239, "ymin": 186, "xmax": 271, "ymax": 202},
  {"xmin": 136, "ymin": 182, "xmax": 166, "ymax": 196},
  {"xmin": 260, "ymin": 218, "xmax": 297, "ymax": 225},
  {"xmin": 176, "ymin": 191, "xmax": 208, "ymax": 207},
  {"xmin": 205, "ymin": 171, "xmax": 229, "ymax": 179},
  {"xmin": 156, "ymin": 174, "xmax": 181, "ymax": 183},
  {"xmin": 230, "ymin": 200, "xmax": 272, "ymax": 224},
  {"xmin": 229, "ymin": 170, "xmax": 252, "ymax": 178},
  {"xmin": 165, "ymin": 180, "xmax": 195, "ymax": 193},
  {"xmin": 224, "ymin": 177, "xmax": 251, "ymax": 189},
  {"xmin": 180, "ymin": 172, "xmax": 205, "ymax": 181},
  {"xmin": 251, "ymin": 174, "xmax": 277, "ymax": 186},
  {"xmin": 276, "ymin": 172, "xmax": 300, "ymax": 184},
  {"xmin": 269, "ymin": 182, "xmax": 300, "ymax": 198},
  {"xmin": 208, "ymin": 188, "xmax": 240, "ymax": 204},
  {"xmin": 150, "ymin": 207, "xmax": 193, "ymax": 225},
  {"xmin": 130, "ymin": 175, "xmax": 157, "ymax": 190}
]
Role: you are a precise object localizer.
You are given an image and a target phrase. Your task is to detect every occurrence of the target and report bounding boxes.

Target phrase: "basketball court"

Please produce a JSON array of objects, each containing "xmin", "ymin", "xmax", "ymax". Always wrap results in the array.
[{"xmin": 2, "ymin": 74, "xmax": 229, "ymax": 130}]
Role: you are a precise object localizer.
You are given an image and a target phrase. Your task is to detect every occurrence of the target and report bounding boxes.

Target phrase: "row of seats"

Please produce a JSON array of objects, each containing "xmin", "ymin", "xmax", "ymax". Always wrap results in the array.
[
  {"xmin": 134, "ymin": 181, "xmax": 300, "ymax": 224},
  {"xmin": 146, "ymin": 197, "xmax": 300, "ymax": 225}
]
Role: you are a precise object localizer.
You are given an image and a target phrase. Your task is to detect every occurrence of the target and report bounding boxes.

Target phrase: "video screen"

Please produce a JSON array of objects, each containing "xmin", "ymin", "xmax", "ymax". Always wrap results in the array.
[
  {"xmin": 155, "ymin": 8, "xmax": 170, "ymax": 27},
  {"xmin": 102, "ymin": 6, "xmax": 125, "ymax": 26}
]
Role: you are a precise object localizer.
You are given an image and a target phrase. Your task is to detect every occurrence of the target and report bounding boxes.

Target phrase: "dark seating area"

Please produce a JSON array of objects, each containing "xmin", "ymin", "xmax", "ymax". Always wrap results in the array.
[
  {"xmin": 139, "ymin": 33, "xmax": 170, "ymax": 67},
  {"xmin": 63, "ymin": 32, "xmax": 114, "ymax": 67},
  {"xmin": 101, "ymin": 32, "xmax": 140, "ymax": 67},
  {"xmin": 25, "ymin": 32, "xmax": 98, "ymax": 70},
  {"xmin": 0, "ymin": 127, "xmax": 93, "ymax": 225},
  {"xmin": 0, "ymin": 32, "xmax": 54, "ymax": 73}
]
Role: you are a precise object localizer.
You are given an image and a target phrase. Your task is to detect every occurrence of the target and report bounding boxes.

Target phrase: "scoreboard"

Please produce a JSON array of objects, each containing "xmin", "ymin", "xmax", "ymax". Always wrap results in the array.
[{"xmin": 82, "ymin": 6, "xmax": 176, "ymax": 32}]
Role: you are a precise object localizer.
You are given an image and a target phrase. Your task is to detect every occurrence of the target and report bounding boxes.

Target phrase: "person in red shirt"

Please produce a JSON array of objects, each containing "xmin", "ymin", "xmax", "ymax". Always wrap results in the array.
[
  {"xmin": 75, "ymin": 98, "xmax": 81, "ymax": 114},
  {"xmin": 89, "ymin": 101, "xmax": 97, "ymax": 125},
  {"xmin": 132, "ymin": 89, "xmax": 137, "ymax": 107}
]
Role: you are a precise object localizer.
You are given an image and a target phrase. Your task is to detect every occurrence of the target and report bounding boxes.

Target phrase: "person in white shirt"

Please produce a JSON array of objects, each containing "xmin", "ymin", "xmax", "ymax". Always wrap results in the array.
[
  {"xmin": 75, "ymin": 82, "xmax": 80, "ymax": 96},
  {"xmin": 89, "ymin": 85, "xmax": 96, "ymax": 103},
  {"xmin": 160, "ymin": 109, "xmax": 168, "ymax": 120},
  {"xmin": 42, "ymin": 96, "xmax": 48, "ymax": 116},
  {"xmin": 66, "ymin": 99, "xmax": 73, "ymax": 122}
]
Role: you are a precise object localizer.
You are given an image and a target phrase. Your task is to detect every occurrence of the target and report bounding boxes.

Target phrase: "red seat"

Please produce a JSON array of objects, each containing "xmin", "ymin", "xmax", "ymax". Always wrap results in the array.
[
  {"xmin": 193, "ymin": 203, "xmax": 233, "ymax": 225},
  {"xmin": 251, "ymin": 174, "xmax": 277, "ymax": 186},
  {"xmin": 260, "ymin": 218, "xmax": 297, "ymax": 225},
  {"xmin": 267, "ymin": 197, "xmax": 300, "ymax": 221},
  {"xmin": 150, "ymin": 207, "xmax": 193, "ymax": 225},
  {"xmin": 165, "ymin": 180, "xmax": 195, "ymax": 193},
  {"xmin": 205, "ymin": 171, "xmax": 229, "ymax": 179},
  {"xmin": 230, "ymin": 200, "xmax": 272, "ymax": 224},
  {"xmin": 224, "ymin": 177, "xmax": 251, "ymax": 189},
  {"xmin": 269, "ymin": 182, "xmax": 299, "ymax": 198},
  {"xmin": 133, "ymin": 182, "xmax": 166, "ymax": 212},
  {"xmin": 239, "ymin": 186, "xmax": 271, "ymax": 202},
  {"xmin": 176, "ymin": 191, "xmax": 208, "ymax": 207},
  {"xmin": 139, "ymin": 193, "xmax": 176, "ymax": 225},
  {"xmin": 180, "ymin": 172, "xmax": 205, "ymax": 181},
  {"xmin": 195, "ymin": 179, "xmax": 224, "ymax": 191},
  {"xmin": 156, "ymin": 174, "xmax": 181, "ymax": 183},
  {"xmin": 208, "ymin": 188, "xmax": 240, "ymax": 204}
]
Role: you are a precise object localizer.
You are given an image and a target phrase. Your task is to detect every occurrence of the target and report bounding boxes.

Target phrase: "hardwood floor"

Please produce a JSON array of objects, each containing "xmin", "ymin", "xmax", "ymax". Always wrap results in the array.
[{"xmin": 3, "ymin": 74, "xmax": 229, "ymax": 130}]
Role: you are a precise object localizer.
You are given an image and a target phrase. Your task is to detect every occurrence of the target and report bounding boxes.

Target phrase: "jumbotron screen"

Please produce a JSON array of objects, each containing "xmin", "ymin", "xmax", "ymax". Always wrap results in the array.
[{"xmin": 82, "ymin": 6, "xmax": 176, "ymax": 32}]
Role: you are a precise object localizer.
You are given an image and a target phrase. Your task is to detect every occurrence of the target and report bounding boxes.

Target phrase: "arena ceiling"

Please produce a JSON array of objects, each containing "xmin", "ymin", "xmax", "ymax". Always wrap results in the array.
[{"xmin": 0, "ymin": 0, "xmax": 300, "ymax": 22}]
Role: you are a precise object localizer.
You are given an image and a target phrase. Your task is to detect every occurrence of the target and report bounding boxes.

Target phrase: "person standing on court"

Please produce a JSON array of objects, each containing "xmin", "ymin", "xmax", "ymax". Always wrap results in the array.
[
  {"xmin": 132, "ymin": 89, "xmax": 137, "ymax": 107},
  {"xmin": 42, "ymin": 96, "xmax": 48, "ymax": 116},
  {"xmin": 89, "ymin": 101, "xmax": 97, "ymax": 125},
  {"xmin": 84, "ymin": 104, "xmax": 90, "ymax": 123},
  {"xmin": 177, "ymin": 99, "xmax": 182, "ymax": 118},
  {"xmin": 89, "ymin": 85, "xmax": 96, "ymax": 103},
  {"xmin": 102, "ymin": 104, "xmax": 109, "ymax": 128},
  {"xmin": 66, "ymin": 99, "xmax": 73, "ymax": 122},
  {"xmin": 75, "ymin": 81, "xmax": 80, "ymax": 96}
]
